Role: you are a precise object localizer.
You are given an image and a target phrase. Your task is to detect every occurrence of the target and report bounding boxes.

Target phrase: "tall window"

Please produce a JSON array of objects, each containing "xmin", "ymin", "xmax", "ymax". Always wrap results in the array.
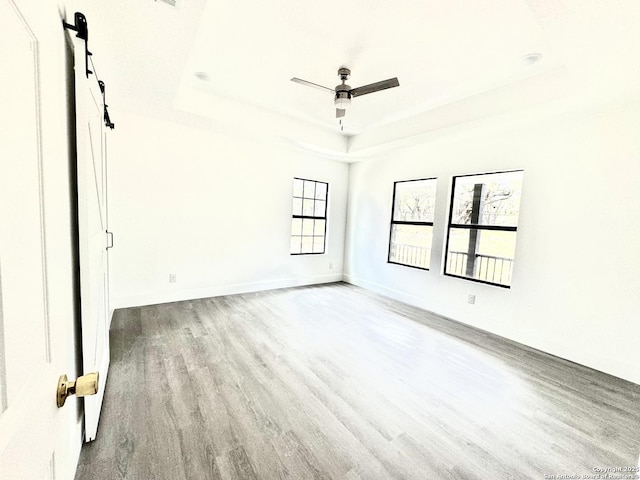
[
  {"xmin": 290, "ymin": 178, "xmax": 328, "ymax": 255},
  {"xmin": 444, "ymin": 170, "xmax": 524, "ymax": 288},
  {"xmin": 388, "ymin": 178, "xmax": 437, "ymax": 269}
]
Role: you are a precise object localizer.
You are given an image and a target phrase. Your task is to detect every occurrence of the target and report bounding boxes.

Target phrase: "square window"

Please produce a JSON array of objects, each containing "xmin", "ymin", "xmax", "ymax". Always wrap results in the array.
[
  {"xmin": 302, "ymin": 198, "xmax": 315, "ymax": 216},
  {"xmin": 300, "ymin": 236, "xmax": 314, "ymax": 254},
  {"xmin": 315, "ymin": 182, "xmax": 327, "ymax": 200},
  {"xmin": 313, "ymin": 219, "xmax": 326, "ymax": 236},
  {"xmin": 291, "ymin": 218, "xmax": 302, "ymax": 236},
  {"xmin": 290, "ymin": 236, "xmax": 302, "ymax": 253},
  {"xmin": 302, "ymin": 218, "xmax": 314, "ymax": 236},
  {"xmin": 312, "ymin": 236, "xmax": 325, "ymax": 253},
  {"xmin": 314, "ymin": 200, "xmax": 326, "ymax": 217},
  {"xmin": 293, "ymin": 178, "xmax": 304, "ymax": 198},
  {"xmin": 303, "ymin": 180, "xmax": 316, "ymax": 199},
  {"xmin": 292, "ymin": 197, "xmax": 302, "ymax": 217}
]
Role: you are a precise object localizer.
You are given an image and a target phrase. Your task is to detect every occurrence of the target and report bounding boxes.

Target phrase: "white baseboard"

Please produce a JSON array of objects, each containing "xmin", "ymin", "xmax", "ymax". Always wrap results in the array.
[
  {"xmin": 112, "ymin": 273, "xmax": 344, "ymax": 309},
  {"xmin": 343, "ymin": 274, "xmax": 640, "ymax": 386},
  {"xmin": 343, "ymin": 274, "xmax": 449, "ymax": 314}
]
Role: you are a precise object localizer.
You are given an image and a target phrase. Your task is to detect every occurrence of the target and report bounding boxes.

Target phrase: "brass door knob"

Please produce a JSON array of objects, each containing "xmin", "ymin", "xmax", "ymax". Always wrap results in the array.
[{"xmin": 57, "ymin": 372, "xmax": 99, "ymax": 408}]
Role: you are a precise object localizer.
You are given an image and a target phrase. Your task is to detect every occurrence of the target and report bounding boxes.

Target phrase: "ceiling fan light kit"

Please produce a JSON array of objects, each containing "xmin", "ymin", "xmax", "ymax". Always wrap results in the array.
[
  {"xmin": 334, "ymin": 91, "xmax": 351, "ymax": 109},
  {"xmin": 291, "ymin": 67, "xmax": 400, "ymax": 119}
]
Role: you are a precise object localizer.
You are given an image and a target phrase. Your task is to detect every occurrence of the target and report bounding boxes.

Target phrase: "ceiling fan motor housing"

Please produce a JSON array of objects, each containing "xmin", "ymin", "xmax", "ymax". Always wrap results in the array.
[
  {"xmin": 338, "ymin": 67, "xmax": 351, "ymax": 81},
  {"xmin": 335, "ymin": 67, "xmax": 352, "ymax": 107}
]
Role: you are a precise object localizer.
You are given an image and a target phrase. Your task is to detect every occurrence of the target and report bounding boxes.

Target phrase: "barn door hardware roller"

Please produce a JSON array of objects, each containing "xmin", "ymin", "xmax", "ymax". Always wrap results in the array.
[
  {"xmin": 99, "ymin": 81, "xmax": 115, "ymax": 130},
  {"xmin": 57, "ymin": 372, "xmax": 99, "ymax": 408},
  {"xmin": 62, "ymin": 13, "xmax": 116, "ymax": 129},
  {"xmin": 62, "ymin": 12, "xmax": 92, "ymax": 78}
]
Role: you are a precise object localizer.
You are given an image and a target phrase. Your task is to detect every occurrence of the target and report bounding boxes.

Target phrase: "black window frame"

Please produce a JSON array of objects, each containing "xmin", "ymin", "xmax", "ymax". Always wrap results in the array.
[
  {"xmin": 443, "ymin": 169, "xmax": 523, "ymax": 288},
  {"xmin": 387, "ymin": 177, "xmax": 437, "ymax": 271},
  {"xmin": 290, "ymin": 177, "xmax": 329, "ymax": 255}
]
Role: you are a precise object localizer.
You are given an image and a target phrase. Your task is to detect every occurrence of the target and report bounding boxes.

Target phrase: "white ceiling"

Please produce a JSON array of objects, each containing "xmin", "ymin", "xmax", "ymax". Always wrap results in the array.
[{"xmin": 79, "ymin": 0, "xmax": 640, "ymax": 158}]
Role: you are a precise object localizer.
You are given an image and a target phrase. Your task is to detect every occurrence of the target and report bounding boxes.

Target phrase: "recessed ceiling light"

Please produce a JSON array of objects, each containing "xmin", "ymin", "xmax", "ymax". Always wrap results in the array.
[
  {"xmin": 194, "ymin": 71, "xmax": 209, "ymax": 81},
  {"xmin": 522, "ymin": 53, "xmax": 543, "ymax": 66}
]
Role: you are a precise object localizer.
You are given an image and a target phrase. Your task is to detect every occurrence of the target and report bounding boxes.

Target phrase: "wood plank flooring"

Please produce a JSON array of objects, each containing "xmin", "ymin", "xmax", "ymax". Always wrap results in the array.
[{"xmin": 75, "ymin": 282, "xmax": 640, "ymax": 479}]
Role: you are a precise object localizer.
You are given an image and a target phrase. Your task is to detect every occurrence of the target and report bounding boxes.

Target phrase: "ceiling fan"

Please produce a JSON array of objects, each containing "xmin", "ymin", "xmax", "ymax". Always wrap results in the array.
[{"xmin": 291, "ymin": 67, "xmax": 400, "ymax": 119}]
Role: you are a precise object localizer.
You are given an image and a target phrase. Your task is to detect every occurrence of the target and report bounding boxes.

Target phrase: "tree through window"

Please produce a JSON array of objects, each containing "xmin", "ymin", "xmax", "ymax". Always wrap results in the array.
[
  {"xmin": 388, "ymin": 178, "xmax": 437, "ymax": 269},
  {"xmin": 444, "ymin": 170, "xmax": 524, "ymax": 287}
]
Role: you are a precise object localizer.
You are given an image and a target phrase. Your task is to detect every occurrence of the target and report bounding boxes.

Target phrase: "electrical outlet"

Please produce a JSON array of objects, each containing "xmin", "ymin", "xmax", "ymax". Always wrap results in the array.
[
  {"xmin": 329, "ymin": 262, "xmax": 333, "ymax": 270},
  {"xmin": 468, "ymin": 294, "xmax": 476, "ymax": 304},
  {"xmin": 169, "ymin": 273, "xmax": 177, "ymax": 283}
]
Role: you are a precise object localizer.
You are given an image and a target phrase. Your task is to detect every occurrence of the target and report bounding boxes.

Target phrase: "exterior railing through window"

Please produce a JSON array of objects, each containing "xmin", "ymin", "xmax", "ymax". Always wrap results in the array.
[
  {"xmin": 389, "ymin": 243, "xmax": 431, "ymax": 269},
  {"xmin": 390, "ymin": 245, "xmax": 513, "ymax": 285},
  {"xmin": 447, "ymin": 251, "xmax": 513, "ymax": 286}
]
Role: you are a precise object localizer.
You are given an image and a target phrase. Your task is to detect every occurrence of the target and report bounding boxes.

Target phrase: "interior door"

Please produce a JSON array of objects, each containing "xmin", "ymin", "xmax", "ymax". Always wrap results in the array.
[
  {"xmin": 0, "ymin": 1, "xmax": 65, "ymax": 477},
  {"xmin": 72, "ymin": 29, "xmax": 111, "ymax": 442}
]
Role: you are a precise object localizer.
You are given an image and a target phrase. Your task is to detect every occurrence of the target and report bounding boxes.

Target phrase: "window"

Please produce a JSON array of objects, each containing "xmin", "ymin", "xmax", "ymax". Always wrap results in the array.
[
  {"xmin": 444, "ymin": 170, "xmax": 524, "ymax": 288},
  {"xmin": 290, "ymin": 178, "xmax": 328, "ymax": 255},
  {"xmin": 388, "ymin": 178, "xmax": 437, "ymax": 269}
]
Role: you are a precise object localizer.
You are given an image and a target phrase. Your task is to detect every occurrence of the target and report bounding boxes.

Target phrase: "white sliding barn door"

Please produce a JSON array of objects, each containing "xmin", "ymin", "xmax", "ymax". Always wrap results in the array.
[
  {"xmin": 0, "ymin": 1, "xmax": 68, "ymax": 478},
  {"xmin": 72, "ymin": 30, "xmax": 111, "ymax": 442}
]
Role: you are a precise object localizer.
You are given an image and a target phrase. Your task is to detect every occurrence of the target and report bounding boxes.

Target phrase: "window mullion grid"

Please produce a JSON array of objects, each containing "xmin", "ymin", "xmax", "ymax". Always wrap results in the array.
[{"xmin": 291, "ymin": 179, "xmax": 328, "ymax": 255}]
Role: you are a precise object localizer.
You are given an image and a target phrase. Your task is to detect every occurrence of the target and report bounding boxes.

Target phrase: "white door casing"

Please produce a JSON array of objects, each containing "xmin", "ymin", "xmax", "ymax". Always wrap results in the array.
[
  {"xmin": 0, "ymin": 1, "xmax": 62, "ymax": 478},
  {"xmin": 72, "ymin": 25, "xmax": 111, "ymax": 442}
]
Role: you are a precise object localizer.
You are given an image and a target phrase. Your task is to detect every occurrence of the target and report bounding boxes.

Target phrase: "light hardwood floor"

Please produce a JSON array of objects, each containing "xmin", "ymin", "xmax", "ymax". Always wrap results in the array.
[{"xmin": 75, "ymin": 282, "xmax": 640, "ymax": 479}]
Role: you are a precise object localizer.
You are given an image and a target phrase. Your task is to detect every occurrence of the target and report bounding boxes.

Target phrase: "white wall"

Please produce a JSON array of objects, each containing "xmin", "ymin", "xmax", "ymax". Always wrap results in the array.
[
  {"xmin": 345, "ymin": 100, "xmax": 640, "ymax": 385},
  {"xmin": 108, "ymin": 112, "xmax": 349, "ymax": 308}
]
